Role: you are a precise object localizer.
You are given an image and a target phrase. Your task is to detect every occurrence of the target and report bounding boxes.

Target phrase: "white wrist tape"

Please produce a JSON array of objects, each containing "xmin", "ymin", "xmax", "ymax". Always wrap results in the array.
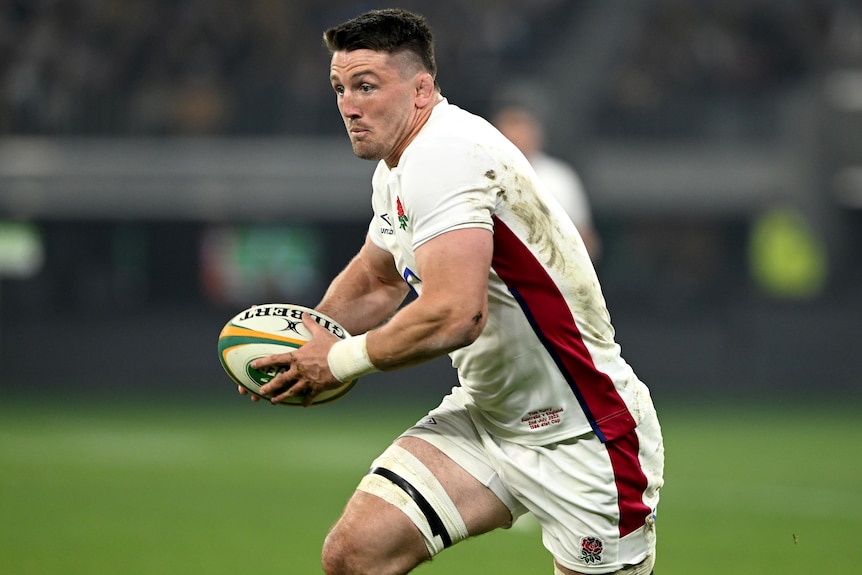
[{"xmin": 327, "ymin": 333, "xmax": 379, "ymax": 382}]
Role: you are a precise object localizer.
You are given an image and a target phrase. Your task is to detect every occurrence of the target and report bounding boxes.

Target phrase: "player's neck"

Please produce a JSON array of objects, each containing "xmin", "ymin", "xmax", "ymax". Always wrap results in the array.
[{"xmin": 384, "ymin": 95, "xmax": 443, "ymax": 169}]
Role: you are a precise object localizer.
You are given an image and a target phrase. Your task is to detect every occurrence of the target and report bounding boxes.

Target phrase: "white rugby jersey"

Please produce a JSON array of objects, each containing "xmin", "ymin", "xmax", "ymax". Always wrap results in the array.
[{"xmin": 367, "ymin": 99, "xmax": 655, "ymax": 445}]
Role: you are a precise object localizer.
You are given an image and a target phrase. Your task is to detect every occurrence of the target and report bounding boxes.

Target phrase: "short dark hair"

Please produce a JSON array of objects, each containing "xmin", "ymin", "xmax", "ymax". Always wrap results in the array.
[{"xmin": 323, "ymin": 9, "xmax": 438, "ymax": 84}]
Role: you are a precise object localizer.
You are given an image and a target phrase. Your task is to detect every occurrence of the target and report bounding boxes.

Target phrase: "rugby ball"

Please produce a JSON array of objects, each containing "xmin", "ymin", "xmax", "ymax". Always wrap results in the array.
[{"xmin": 218, "ymin": 303, "xmax": 357, "ymax": 406}]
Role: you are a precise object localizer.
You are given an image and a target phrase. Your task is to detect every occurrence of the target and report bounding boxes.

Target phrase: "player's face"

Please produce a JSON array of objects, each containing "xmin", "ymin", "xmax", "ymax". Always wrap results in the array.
[{"xmin": 330, "ymin": 49, "xmax": 421, "ymax": 165}]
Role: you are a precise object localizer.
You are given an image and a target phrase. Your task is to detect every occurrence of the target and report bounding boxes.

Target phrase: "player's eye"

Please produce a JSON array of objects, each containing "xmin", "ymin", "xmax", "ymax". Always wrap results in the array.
[
  {"xmin": 360, "ymin": 83, "xmax": 373, "ymax": 92},
  {"xmin": 333, "ymin": 85, "xmax": 345, "ymax": 95}
]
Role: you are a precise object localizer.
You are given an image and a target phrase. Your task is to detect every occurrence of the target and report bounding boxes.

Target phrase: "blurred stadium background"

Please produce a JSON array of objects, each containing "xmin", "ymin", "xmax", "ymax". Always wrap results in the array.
[
  {"xmin": 1, "ymin": 1, "xmax": 861, "ymax": 574},
  {"xmin": 0, "ymin": 0, "xmax": 859, "ymax": 400}
]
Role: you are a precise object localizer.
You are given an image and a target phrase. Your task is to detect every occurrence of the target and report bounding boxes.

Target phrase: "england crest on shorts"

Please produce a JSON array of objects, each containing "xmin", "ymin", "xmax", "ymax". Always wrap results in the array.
[{"xmin": 580, "ymin": 536, "xmax": 604, "ymax": 565}]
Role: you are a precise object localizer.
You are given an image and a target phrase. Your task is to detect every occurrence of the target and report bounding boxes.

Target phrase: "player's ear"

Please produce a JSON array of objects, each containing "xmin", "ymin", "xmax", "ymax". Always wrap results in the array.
[{"xmin": 415, "ymin": 73, "xmax": 436, "ymax": 106}]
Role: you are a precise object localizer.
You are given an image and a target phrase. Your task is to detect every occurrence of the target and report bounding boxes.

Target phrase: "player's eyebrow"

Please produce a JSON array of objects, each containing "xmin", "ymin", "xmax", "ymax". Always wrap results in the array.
[{"xmin": 330, "ymin": 66, "xmax": 382, "ymax": 84}]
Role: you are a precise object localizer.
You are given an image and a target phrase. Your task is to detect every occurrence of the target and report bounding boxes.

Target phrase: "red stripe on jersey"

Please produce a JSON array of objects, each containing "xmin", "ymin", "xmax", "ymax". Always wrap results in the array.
[
  {"xmin": 606, "ymin": 430, "xmax": 651, "ymax": 537},
  {"xmin": 491, "ymin": 216, "xmax": 635, "ymax": 442}
]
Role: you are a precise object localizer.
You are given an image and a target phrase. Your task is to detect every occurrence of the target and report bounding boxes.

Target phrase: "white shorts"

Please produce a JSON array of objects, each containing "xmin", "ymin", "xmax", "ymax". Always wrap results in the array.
[{"xmin": 401, "ymin": 387, "xmax": 664, "ymax": 574}]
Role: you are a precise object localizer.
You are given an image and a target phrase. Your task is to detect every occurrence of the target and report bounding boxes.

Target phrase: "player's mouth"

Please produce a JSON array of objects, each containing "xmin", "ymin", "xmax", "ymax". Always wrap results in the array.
[{"xmin": 349, "ymin": 125, "xmax": 370, "ymax": 138}]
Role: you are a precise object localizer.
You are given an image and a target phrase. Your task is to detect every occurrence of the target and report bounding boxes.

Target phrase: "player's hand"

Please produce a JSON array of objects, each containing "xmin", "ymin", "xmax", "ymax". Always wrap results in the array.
[
  {"xmin": 251, "ymin": 313, "xmax": 341, "ymax": 407},
  {"xmin": 237, "ymin": 385, "xmax": 260, "ymax": 402}
]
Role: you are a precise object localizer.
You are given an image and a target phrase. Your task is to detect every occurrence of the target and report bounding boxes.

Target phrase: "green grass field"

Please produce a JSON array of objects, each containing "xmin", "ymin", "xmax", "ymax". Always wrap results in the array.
[{"xmin": 1, "ymin": 397, "xmax": 860, "ymax": 574}]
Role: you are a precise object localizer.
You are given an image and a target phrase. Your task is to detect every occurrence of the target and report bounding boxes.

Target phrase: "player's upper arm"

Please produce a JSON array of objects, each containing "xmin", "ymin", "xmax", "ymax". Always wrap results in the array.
[{"xmin": 413, "ymin": 226, "xmax": 492, "ymax": 345}]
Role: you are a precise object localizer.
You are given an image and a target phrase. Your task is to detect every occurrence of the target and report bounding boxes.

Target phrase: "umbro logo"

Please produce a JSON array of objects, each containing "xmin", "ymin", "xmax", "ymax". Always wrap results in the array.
[{"xmin": 379, "ymin": 213, "xmax": 395, "ymax": 236}]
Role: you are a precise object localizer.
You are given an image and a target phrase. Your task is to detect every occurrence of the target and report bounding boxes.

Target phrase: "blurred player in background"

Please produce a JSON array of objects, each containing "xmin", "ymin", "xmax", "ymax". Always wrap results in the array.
[
  {"xmin": 493, "ymin": 103, "xmax": 601, "ymax": 262},
  {"xmin": 245, "ymin": 8, "xmax": 663, "ymax": 575}
]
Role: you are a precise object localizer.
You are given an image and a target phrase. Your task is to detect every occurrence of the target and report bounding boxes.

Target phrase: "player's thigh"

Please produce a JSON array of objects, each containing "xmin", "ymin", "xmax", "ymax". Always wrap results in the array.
[
  {"xmin": 394, "ymin": 435, "xmax": 512, "ymax": 536},
  {"xmin": 322, "ymin": 436, "xmax": 512, "ymax": 574},
  {"xmin": 325, "ymin": 486, "xmax": 429, "ymax": 569}
]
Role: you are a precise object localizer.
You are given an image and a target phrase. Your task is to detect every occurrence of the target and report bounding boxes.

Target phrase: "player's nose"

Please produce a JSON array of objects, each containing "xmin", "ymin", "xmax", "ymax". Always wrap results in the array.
[{"xmin": 339, "ymin": 91, "xmax": 361, "ymax": 118}]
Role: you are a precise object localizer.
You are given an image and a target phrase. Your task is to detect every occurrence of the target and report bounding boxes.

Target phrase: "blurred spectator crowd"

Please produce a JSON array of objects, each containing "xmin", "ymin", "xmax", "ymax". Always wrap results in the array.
[
  {"xmin": 1, "ymin": 0, "xmax": 859, "ymax": 138},
  {"xmin": 0, "ymin": 0, "xmax": 569, "ymax": 136},
  {"xmin": 593, "ymin": 0, "xmax": 860, "ymax": 139}
]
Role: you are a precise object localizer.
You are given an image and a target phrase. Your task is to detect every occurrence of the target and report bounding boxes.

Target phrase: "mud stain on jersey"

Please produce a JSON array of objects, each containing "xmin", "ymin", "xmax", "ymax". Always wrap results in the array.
[
  {"xmin": 503, "ymin": 170, "xmax": 565, "ymax": 271},
  {"xmin": 491, "ymin": 165, "xmax": 609, "ymax": 324},
  {"xmin": 483, "ymin": 153, "xmax": 619, "ymax": 352}
]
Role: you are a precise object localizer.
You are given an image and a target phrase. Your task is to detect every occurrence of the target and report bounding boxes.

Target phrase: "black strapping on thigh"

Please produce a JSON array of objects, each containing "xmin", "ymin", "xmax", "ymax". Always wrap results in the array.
[{"xmin": 369, "ymin": 466, "xmax": 452, "ymax": 548}]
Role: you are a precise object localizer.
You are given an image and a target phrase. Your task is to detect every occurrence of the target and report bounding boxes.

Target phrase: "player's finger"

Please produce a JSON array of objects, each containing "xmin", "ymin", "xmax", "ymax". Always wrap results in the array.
[
  {"xmin": 301, "ymin": 312, "xmax": 326, "ymax": 334},
  {"xmin": 238, "ymin": 385, "xmax": 262, "ymax": 402},
  {"xmin": 271, "ymin": 381, "xmax": 315, "ymax": 406},
  {"xmin": 250, "ymin": 352, "xmax": 293, "ymax": 371},
  {"xmin": 301, "ymin": 312, "xmax": 340, "ymax": 343},
  {"xmin": 258, "ymin": 369, "xmax": 293, "ymax": 397}
]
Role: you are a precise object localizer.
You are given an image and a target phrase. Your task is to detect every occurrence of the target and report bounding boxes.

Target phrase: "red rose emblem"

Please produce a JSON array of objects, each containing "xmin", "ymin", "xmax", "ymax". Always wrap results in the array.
[
  {"xmin": 396, "ymin": 197, "xmax": 409, "ymax": 230},
  {"xmin": 580, "ymin": 536, "xmax": 604, "ymax": 565}
]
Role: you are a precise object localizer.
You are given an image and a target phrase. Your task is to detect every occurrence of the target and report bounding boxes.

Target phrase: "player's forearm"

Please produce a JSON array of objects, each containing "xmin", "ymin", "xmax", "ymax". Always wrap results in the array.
[
  {"xmin": 317, "ymin": 254, "xmax": 408, "ymax": 336},
  {"xmin": 365, "ymin": 293, "xmax": 487, "ymax": 371}
]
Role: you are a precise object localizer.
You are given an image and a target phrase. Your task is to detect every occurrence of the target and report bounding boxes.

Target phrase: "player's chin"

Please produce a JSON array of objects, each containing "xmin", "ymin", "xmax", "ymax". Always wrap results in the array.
[{"xmin": 350, "ymin": 142, "xmax": 381, "ymax": 161}]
